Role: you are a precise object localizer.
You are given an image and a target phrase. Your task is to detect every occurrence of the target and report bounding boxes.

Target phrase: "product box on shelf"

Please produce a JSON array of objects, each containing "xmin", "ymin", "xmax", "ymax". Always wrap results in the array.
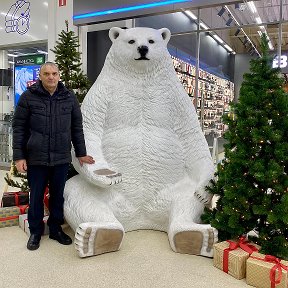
[
  {"xmin": 19, "ymin": 214, "xmax": 49, "ymax": 236},
  {"xmin": 246, "ymin": 252, "xmax": 288, "ymax": 288},
  {"xmin": 0, "ymin": 205, "xmax": 29, "ymax": 228},
  {"xmin": 213, "ymin": 237, "xmax": 260, "ymax": 280},
  {"xmin": 1, "ymin": 191, "xmax": 29, "ymax": 207}
]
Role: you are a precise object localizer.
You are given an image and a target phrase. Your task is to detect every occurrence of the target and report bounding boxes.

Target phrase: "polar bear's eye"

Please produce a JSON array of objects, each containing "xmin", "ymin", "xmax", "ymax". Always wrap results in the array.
[
  {"xmin": 149, "ymin": 40, "xmax": 155, "ymax": 44},
  {"xmin": 128, "ymin": 40, "xmax": 135, "ymax": 44}
]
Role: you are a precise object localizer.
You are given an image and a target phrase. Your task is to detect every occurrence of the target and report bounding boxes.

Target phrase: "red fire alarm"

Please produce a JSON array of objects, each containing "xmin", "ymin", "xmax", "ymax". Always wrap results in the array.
[{"xmin": 59, "ymin": 0, "xmax": 67, "ymax": 7}]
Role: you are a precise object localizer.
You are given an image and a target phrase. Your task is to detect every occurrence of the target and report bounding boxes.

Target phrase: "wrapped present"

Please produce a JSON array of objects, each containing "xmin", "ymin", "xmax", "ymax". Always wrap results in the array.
[
  {"xmin": 0, "ymin": 205, "xmax": 29, "ymax": 228},
  {"xmin": 213, "ymin": 236, "xmax": 259, "ymax": 279},
  {"xmin": 246, "ymin": 252, "xmax": 288, "ymax": 288},
  {"xmin": 1, "ymin": 191, "xmax": 29, "ymax": 207},
  {"xmin": 19, "ymin": 214, "xmax": 49, "ymax": 236}
]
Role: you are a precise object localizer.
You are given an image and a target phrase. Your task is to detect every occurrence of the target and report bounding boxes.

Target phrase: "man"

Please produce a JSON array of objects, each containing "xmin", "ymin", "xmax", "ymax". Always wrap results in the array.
[{"xmin": 12, "ymin": 62, "xmax": 95, "ymax": 251}]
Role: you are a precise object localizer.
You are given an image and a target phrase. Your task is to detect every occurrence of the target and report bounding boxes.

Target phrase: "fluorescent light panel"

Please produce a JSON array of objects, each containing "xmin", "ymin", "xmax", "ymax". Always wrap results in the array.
[
  {"xmin": 200, "ymin": 22, "xmax": 209, "ymax": 30},
  {"xmin": 74, "ymin": 0, "xmax": 192, "ymax": 19},
  {"xmin": 184, "ymin": 10, "xmax": 197, "ymax": 20},
  {"xmin": 213, "ymin": 34, "xmax": 224, "ymax": 44},
  {"xmin": 255, "ymin": 17, "xmax": 262, "ymax": 24},
  {"xmin": 247, "ymin": 1, "xmax": 257, "ymax": 13}
]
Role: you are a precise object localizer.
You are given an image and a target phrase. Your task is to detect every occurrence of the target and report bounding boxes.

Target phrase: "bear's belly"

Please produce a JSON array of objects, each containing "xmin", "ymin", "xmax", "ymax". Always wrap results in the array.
[{"xmin": 102, "ymin": 125, "xmax": 185, "ymax": 190}]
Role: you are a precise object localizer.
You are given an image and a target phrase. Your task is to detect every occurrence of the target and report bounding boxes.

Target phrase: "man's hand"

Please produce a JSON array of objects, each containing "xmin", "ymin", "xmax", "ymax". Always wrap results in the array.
[
  {"xmin": 78, "ymin": 155, "xmax": 95, "ymax": 166},
  {"xmin": 15, "ymin": 159, "xmax": 27, "ymax": 173}
]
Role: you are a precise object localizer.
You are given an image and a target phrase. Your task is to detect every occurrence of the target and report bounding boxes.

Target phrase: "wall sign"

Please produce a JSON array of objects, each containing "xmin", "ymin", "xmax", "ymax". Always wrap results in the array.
[
  {"xmin": 272, "ymin": 55, "xmax": 287, "ymax": 69},
  {"xmin": 5, "ymin": 0, "xmax": 31, "ymax": 35},
  {"xmin": 59, "ymin": 0, "xmax": 67, "ymax": 7},
  {"xmin": 0, "ymin": 0, "xmax": 48, "ymax": 47}
]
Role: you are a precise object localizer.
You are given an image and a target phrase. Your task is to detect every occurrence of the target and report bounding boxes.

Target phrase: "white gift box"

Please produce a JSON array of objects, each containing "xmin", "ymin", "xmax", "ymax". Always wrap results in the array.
[{"xmin": 19, "ymin": 214, "xmax": 49, "ymax": 236}]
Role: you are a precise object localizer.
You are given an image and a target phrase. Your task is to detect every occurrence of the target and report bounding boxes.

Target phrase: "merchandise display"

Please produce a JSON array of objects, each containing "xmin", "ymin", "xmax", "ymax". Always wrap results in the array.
[
  {"xmin": 64, "ymin": 27, "xmax": 217, "ymax": 258},
  {"xmin": 172, "ymin": 56, "xmax": 234, "ymax": 138}
]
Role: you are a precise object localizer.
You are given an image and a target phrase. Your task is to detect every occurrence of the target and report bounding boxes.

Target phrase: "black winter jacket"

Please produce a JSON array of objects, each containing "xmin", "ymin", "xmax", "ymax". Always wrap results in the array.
[{"xmin": 12, "ymin": 80, "xmax": 87, "ymax": 166}]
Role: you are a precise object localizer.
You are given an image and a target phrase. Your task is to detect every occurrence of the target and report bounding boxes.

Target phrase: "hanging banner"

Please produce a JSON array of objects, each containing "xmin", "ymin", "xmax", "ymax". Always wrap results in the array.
[{"xmin": 14, "ymin": 54, "xmax": 45, "ymax": 106}]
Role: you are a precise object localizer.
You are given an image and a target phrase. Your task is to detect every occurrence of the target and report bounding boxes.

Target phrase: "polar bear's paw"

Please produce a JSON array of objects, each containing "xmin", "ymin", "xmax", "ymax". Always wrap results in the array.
[
  {"xmin": 74, "ymin": 223, "xmax": 124, "ymax": 258},
  {"xmin": 173, "ymin": 225, "xmax": 217, "ymax": 258},
  {"xmin": 92, "ymin": 169, "xmax": 122, "ymax": 187}
]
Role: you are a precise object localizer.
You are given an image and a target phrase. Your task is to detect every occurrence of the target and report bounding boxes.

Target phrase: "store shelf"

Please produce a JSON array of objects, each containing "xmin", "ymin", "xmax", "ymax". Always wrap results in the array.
[{"xmin": 172, "ymin": 56, "xmax": 234, "ymax": 138}]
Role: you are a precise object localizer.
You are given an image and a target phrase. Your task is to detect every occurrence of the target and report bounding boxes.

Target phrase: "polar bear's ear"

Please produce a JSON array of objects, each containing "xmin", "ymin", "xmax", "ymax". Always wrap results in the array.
[
  {"xmin": 109, "ymin": 27, "xmax": 123, "ymax": 42},
  {"xmin": 158, "ymin": 28, "xmax": 171, "ymax": 44}
]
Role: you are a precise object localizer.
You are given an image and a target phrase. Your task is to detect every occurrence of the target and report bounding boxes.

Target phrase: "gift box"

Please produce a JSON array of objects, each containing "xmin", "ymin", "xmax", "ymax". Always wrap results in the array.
[
  {"xmin": 0, "ymin": 205, "xmax": 29, "ymax": 228},
  {"xmin": 19, "ymin": 214, "xmax": 49, "ymax": 236},
  {"xmin": 1, "ymin": 191, "xmax": 29, "ymax": 207},
  {"xmin": 246, "ymin": 252, "xmax": 288, "ymax": 288},
  {"xmin": 213, "ymin": 237, "xmax": 260, "ymax": 279}
]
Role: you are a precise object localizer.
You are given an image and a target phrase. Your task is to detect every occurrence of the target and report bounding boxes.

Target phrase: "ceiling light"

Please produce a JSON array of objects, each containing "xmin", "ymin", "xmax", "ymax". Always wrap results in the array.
[
  {"xmin": 217, "ymin": 7, "xmax": 225, "ymax": 17},
  {"xmin": 247, "ymin": 1, "xmax": 257, "ymax": 13},
  {"xmin": 226, "ymin": 17, "xmax": 233, "ymax": 26},
  {"xmin": 234, "ymin": 28, "xmax": 241, "ymax": 36},
  {"xmin": 7, "ymin": 53, "xmax": 18, "ymax": 57},
  {"xmin": 200, "ymin": 22, "xmax": 209, "ymax": 30},
  {"xmin": 184, "ymin": 10, "xmax": 197, "ymax": 20},
  {"xmin": 259, "ymin": 25, "xmax": 265, "ymax": 31},
  {"xmin": 257, "ymin": 31, "xmax": 262, "ymax": 37},
  {"xmin": 213, "ymin": 34, "xmax": 224, "ymax": 44},
  {"xmin": 255, "ymin": 17, "xmax": 262, "ymax": 24},
  {"xmin": 43, "ymin": 2, "xmax": 48, "ymax": 6},
  {"xmin": 224, "ymin": 44, "xmax": 233, "ymax": 52},
  {"xmin": 37, "ymin": 50, "xmax": 48, "ymax": 54},
  {"xmin": 268, "ymin": 41, "xmax": 274, "ymax": 50}
]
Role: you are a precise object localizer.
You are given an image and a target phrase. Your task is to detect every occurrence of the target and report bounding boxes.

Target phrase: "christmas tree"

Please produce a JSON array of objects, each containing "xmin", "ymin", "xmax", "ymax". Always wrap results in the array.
[
  {"xmin": 4, "ymin": 162, "xmax": 29, "ymax": 192},
  {"xmin": 50, "ymin": 20, "xmax": 91, "ymax": 103},
  {"xmin": 202, "ymin": 35, "xmax": 288, "ymax": 259}
]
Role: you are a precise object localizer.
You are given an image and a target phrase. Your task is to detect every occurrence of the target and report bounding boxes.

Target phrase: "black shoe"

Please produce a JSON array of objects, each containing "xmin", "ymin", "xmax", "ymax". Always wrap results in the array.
[
  {"xmin": 27, "ymin": 234, "xmax": 41, "ymax": 251},
  {"xmin": 49, "ymin": 230, "xmax": 72, "ymax": 245}
]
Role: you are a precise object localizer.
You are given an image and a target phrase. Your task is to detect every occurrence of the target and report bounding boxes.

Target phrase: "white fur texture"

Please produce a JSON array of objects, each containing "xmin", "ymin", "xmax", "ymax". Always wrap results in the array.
[{"xmin": 64, "ymin": 27, "xmax": 217, "ymax": 257}]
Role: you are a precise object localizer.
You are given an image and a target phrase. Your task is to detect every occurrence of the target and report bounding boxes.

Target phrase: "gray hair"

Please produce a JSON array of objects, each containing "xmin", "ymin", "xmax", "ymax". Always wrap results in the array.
[{"xmin": 39, "ymin": 62, "xmax": 59, "ymax": 74}]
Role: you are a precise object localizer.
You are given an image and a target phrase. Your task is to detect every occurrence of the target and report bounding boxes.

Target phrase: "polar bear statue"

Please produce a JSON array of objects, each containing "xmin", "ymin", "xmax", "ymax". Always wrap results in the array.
[{"xmin": 64, "ymin": 27, "xmax": 217, "ymax": 258}]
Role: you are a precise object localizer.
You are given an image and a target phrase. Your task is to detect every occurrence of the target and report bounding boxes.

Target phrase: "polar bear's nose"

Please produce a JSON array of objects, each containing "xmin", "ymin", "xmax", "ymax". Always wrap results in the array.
[{"xmin": 137, "ymin": 45, "xmax": 149, "ymax": 56}]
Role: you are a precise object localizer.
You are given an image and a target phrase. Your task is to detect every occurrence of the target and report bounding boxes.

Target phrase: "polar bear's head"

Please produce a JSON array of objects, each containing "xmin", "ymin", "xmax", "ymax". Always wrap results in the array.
[{"xmin": 107, "ymin": 27, "xmax": 171, "ymax": 72}]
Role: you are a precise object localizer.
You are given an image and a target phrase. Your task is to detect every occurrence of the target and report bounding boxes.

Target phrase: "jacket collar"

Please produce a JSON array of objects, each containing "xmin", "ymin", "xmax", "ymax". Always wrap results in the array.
[{"xmin": 28, "ymin": 80, "xmax": 70, "ymax": 98}]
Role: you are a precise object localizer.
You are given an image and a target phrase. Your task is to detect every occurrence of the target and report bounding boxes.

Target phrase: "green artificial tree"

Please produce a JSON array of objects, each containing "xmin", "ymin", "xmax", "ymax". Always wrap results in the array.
[
  {"xmin": 202, "ymin": 35, "xmax": 288, "ymax": 259},
  {"xmin": 50, "ymin": 20, "xmax": 91, "ymax": 103},
  {"xmin": 4, "ymin": 162, "xmax": 29, "ymax": 192}
]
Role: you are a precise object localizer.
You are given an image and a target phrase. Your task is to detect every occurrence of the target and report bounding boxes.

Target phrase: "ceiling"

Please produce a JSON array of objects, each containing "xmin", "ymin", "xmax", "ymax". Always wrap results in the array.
[
  {"xmin": 3, "ymin": 0, "xmax": 288, "ymax": 60},
  {"xmin": 190, "ymin": 0, "xmax": 288, "ymax": 54},
  {"xmin": 5, "ymin": 42, "xmax": 47, "ymax": 65}
]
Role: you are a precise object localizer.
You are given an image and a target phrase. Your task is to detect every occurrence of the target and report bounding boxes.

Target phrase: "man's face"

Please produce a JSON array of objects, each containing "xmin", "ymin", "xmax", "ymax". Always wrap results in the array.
[{"xmin": 39, "ymin": 65, "xmax": 60, "ymax": 92}]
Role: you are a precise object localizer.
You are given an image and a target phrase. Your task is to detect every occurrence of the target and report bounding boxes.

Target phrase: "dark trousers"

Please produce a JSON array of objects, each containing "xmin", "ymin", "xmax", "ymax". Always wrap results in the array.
[{"xmin": 27, "ymin": 164, "xmax": 69, "ymax": 235}]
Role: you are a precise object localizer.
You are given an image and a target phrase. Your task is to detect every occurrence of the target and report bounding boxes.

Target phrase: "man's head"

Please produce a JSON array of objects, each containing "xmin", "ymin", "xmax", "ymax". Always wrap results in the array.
[{"xmin": 39, "ymin": 62, "xmax": 60, "ymax": 94}]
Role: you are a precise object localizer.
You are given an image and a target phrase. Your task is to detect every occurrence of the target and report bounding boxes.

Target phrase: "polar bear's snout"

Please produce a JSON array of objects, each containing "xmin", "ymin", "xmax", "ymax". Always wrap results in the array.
[{"xmin": 136, "ymin": 45, "xmax": 149, "ymax": 60}]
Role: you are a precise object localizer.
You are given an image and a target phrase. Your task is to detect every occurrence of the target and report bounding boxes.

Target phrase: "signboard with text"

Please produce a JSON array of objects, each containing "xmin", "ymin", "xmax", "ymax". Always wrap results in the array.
[{"xmin": 14, "ymin": 54, "xmax": 45, "ymax": 106}]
